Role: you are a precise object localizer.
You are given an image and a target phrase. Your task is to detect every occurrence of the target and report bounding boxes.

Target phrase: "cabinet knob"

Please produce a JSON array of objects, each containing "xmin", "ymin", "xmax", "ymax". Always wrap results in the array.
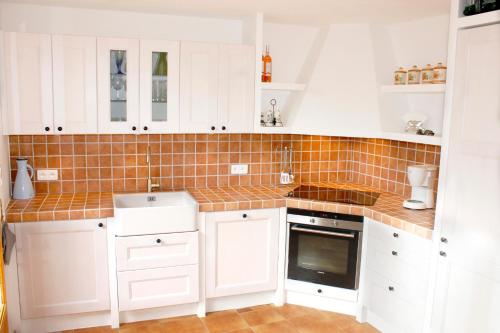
[
  {"xmin": 391, "ymin": 250, "xmax": 398, "ymax": 256},
  {"xmin": 57, "ymin": 126, "xmax": 63, "ymax": 132},
  {"xmin": 210, "ymin": 126, "xmax": 216, "ymax": 131},
  {"xmin": 317, "ymin": 289, "xmax": 323, "ymax": 294},
  {"xmin": 143, "ymin": 126, "xmax": 148, "ymax": 131},
  {"xmin": 393, "ymin": 232, "xmax": 399, "ymax": 238},
  {"xmin": 156, "ymin": 239, "xmax": 161, "ymax": 244},
  {"xmin": 44, "ymin": 126, "xmax": 50, "ymax": 132},
  {"xmin": 221, "ymin": 126, "xmax": 226, "ymax": 131},
  {"xmin": 132, "ymin": 126, "xmax": 137, "ymax": 131},
  {"xmin": 242, "ymin": 213, "xmax": 247, "ymax": 218},
  {"xmin": 98, "ymin": 223, "xmax": 104, "ymax": 228},
  {"xmin": 388, "ymin": 286, "xmax": 395, "ymax": 291},
  {"xmin": 439, "ymin": 251, "xmax": 447, "ymax": 257},
  {"xmin": 440, "ymin": 237, "xmax": 448, "ymax": 243}
]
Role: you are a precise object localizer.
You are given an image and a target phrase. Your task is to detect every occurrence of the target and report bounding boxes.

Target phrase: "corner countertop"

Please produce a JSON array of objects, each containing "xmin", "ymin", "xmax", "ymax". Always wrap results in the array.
[{"xmin": 5, "ymin": 182, "xmax": 435, "ymax": 239}]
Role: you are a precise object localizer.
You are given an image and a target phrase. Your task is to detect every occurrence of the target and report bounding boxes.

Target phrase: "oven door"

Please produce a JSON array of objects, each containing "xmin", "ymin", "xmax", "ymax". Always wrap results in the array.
[{"xmin": 287, "ymin": 223, "xmax": 361, "ymax": 290}]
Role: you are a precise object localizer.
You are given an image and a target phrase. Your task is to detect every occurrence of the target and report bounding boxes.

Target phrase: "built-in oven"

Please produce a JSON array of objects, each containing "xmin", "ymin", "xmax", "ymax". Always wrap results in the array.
[{"xmin": 287, "ymin": 208, "xmax": 363, "ymax": 290}]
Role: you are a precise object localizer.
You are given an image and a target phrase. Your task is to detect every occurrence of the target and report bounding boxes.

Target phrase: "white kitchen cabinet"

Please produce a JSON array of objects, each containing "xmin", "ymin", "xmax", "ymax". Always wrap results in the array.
[
  {"xmin": 180, "ymin": 42, "xmax": 254, "ymax": 133},
  {"xmin": 15, "ymin": 220, "xmax": 110, "ymax": 319},
  {"xmin": 139, "ymin": 40, "xmax": 180, "ymax": 133},
  {"xmin": 117, "ymin": 265, "xmax": 199, "ymax": 311},
  {"xmin": 205, "ymin": 208, "xmax": 280, "ymax": 298},
  {"xmin": 52, "ymin": 35, "xmax": 98, "ymax": 134},
  {"xmin": 218, "ymin": 44, "xmax": 254, "ymax": 133},
  {"xmin": 362, "ymin": 220, "xmax": 432, "ymax": 333},
  {"xmin": 4, "ymin": 32, "xmax": 53, "ymax": 134},
  {"xmin": 97, "ymin": 37, "xmax": 140, "ymax": 134}
]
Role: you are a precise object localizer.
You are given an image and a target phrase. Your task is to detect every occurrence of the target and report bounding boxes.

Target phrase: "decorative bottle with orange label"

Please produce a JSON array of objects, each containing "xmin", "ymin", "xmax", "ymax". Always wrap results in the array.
[{"xmin": 262, "ymin": 45, "xmax": 272, "ymax": 82}]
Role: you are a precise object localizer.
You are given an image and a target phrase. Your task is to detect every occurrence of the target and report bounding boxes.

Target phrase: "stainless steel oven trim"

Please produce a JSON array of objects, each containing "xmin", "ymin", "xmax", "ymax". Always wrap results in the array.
[
  {"xmin": 287, "ymin": 213, "xmax": 363, "ymax": 231},
  {"xmin": 290, "ymin": 225, "xmax": 355, "ymax": 238},
  {"xmin": 355, "ymin": 231, "xmax": 363, "ymax": 289}
]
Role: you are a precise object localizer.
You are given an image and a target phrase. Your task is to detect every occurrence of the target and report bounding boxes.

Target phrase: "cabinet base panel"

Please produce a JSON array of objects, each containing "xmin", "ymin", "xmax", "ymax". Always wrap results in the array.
[
  {"xmin": 206, "ymin": 291, "xmax": 277, "ymax": 313},
  {"xmin": 286, "ymin": 290, "xmax": 358, "ymax": 316},
  {"xmin": 13, "ymin": 311, "xmax": 111, "ymax": 333},
  {"xmin": 119, "ymin": 302, "xmax": 200, "ymax": 325}
]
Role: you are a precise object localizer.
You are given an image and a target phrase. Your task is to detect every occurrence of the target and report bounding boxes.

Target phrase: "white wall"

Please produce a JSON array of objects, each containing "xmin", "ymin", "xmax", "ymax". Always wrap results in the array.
[
  {"xmin": 0, "ymin": 31, "xmax": 11, "ymax": 210},
  {"xmin": 0, "ymin": 3, "xmax": 243, "ymax": 43}
]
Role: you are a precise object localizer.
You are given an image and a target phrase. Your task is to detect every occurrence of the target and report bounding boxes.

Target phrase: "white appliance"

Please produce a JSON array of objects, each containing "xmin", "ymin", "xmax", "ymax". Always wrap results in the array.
[{"xmin": 403, "ymin": 164, "xmax": 437, "ymax": 210}]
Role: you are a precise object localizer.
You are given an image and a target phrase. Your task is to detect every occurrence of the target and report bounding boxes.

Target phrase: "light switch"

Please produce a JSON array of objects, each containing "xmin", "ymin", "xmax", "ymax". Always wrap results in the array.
[{"xmin": 37, "ymin": 169, "xmax": 58, "ymax": 181}]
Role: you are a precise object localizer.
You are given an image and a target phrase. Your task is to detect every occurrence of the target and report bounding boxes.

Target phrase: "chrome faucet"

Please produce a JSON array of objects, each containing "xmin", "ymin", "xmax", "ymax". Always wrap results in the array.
[{"xmin": 147, "ymin": 145, "xmax": 160, "ymax": 192}]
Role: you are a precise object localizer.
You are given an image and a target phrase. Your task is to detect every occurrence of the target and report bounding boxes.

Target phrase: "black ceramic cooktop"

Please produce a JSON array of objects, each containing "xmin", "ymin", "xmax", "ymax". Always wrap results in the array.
[{"xmin": 286, "ymin": 185, "xmax": 380, "ymax": 206}]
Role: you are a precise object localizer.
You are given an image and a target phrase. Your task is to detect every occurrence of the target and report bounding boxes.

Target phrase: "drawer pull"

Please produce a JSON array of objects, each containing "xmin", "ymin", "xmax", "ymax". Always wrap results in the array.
[
  {"xmin": 439, "ymin": 251, "xmax": 447, "ymax": 257},
  {"xmin": 156, "ymin": 239, "xmax": 161, "ymax": 244},
  {"xmin": 440, "ymin": 237, "xmax": 448, "ymax": 243},
  {"xmin": 391, "ymin": 250, "xmax": 398, "ymax": 256},
  {"xmin": 242, "ymin": 213, "xmax": 248, "ymax": 218},
  {"xmin": 98, "ymin": 223, "xmax": 104, "ymax": 228},
  {"xmin": 393, "ymin": 232, "xmax": 399, "ymax": 238},
  {"xmin": 317, "ymin": 289, "xmax": 323, "ymax": 294},
  {"xmin": 388, "ymin": 286, "xmax": 395, "ymax": 291}
]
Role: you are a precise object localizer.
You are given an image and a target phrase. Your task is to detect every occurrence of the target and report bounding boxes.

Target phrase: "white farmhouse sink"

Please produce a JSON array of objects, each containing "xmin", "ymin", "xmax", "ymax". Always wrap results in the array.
[{"xmin": 113, "ymin": 191, "xmax": 198, "ymax": 236}]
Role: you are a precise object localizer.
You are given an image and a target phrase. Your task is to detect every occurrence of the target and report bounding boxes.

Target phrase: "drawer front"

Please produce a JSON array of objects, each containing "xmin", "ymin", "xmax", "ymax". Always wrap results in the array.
[
  {"xmin": 117, "ymin": 265, "xmax": 199, "ymax": 311},
  {"xmin": 365, "ymin": 269, "xmax": 425, "ymax": 333},
  {"xmin": 368, "ymin": 219, "xmax": 431, "ymax": 255},
  {"xmin": 116, "ymin": 232, "xmax": 198, "ymax": 271}
]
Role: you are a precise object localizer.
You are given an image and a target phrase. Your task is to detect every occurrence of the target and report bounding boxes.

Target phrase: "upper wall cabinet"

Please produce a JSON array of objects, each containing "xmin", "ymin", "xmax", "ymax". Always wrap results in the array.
[
  {"xmin": 97, "ymin": 37, "xmax": 140, "ymax": 134},
  {"xmin": 52, "ymin": 35, "xmax": 98, "ymax": 134},
  {"xmin": 97, "ymin": 38, "xmax": 180, "ymax": 134},
  {"xmin": 4, "ymin": 32, "xmax": 54, "ymax": 134},
  {"xmin": 180, "ymin": 42, "xmax": 254, "ymax": 133},
  {"xmin": 139, "ymin": 40, "xmax": 180, "ymax": 133},
  {"xmin": 4, "ymin": 32, "xmax": 98, "ymax": 135}
]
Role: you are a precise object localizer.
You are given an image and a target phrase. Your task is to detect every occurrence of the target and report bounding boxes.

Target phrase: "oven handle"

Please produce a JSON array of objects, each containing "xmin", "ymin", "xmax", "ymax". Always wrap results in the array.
[{"xmin": 290, "ymin": 225, "xmax": 355, "ymax": 238}]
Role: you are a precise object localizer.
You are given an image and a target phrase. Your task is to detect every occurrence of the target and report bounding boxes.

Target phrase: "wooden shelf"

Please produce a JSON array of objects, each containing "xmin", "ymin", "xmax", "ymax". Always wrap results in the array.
[
  {"xmin": 260, "ymin": 82, "xmax": 306, "ymax": 91},
  {"xmin": 381, "ymin": 132, "xmax": 442, "ymax": 145},
  {"xmin": 380, "ymin": 84, "xmax": 446, "ymax": 94},
  {"xmin": 457, "ymin": 10, "xmax": 500, "ymax": 29}
]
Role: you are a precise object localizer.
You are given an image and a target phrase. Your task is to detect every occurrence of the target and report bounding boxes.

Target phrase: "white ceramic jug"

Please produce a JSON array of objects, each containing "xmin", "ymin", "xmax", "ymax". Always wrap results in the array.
[{"xmin": 13, "ymin": 158, "xmax": 34, "ymax": 200}]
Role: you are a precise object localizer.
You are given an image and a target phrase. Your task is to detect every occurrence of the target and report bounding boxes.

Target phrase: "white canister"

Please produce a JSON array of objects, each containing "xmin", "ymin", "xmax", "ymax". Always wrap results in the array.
[
  {"xmin": 433, "ymin": 62, "xmax": 447, "ymax": 83},
  {"xmin": 394, "ymin": 67, "xmax": 407, "ymax": 85},
  {"xmin": 408, "ymin": 65, "xmax": 421, "ymax": 84}
]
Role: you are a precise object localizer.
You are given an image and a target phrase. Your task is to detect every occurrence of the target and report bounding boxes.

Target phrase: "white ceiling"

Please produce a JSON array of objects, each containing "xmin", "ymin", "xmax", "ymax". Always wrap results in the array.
[{"xmin": 0, "ymin": 0, "xmax": 451, "ymax": 24}]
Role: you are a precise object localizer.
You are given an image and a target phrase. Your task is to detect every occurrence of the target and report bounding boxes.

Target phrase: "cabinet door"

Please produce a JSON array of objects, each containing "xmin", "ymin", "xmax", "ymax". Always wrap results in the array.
[
  {"xmin": 179, "ymin": 42, "xmax": 219, "ymax": 133},
  {"xmin": 139, "ymin": 40, "xmax": 180, "ymax": 133},
  {"xmin": 206, "ymin": 209, "xmax": 280, "ymax": 298},
  {"xmin": 52, "ymin": 35, "xmax": 97, "ymax": 134},
  {"xmin": 15, "ymin": 220, "xmax": 110, "ymax": 319},
  {"xmin": 218, "ymin": 44, "xmax": 254, "ymax": 133},
  {"xmin": 97, "ymin": 37, "xmax": 139, "ymax": 134},
  {"xmin": 4, "ymin": 32, "xmax": 53, "ymax": 134}
]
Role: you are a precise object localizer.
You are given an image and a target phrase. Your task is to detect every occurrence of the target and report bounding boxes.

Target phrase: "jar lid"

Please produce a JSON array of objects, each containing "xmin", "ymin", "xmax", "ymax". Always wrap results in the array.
[
  {"xmin": 434, "ymin": 62, "xmax": 447, "ymax": 69},
  {"xmin": 423, "ymin": 64, "xmax": 433, "ymax": 69},
  {"xmin": 396, "ymin": 67, "xmax": 406, "ymax": 73},
  {"xmin": 409, "ymin": 65, "xmax": 420, "ymax": 71}
]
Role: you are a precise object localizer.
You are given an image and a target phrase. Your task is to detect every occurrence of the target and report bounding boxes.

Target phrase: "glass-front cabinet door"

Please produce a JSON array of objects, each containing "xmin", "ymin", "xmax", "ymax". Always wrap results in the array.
[
  {"xmin": 139, "ymin": 40, "xmax": 179, "ymax": 133},
  {"xmin": 97, "ymin": 38, "xmax": 140, "ymax": 133}
]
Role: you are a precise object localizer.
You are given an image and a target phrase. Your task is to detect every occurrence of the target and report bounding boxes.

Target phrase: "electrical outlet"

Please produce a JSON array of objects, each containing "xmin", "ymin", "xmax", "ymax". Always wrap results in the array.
[
  {"xmin": 230, "ymin": 164, "xmax": 248, "ymax": 175},
  {"xmin": 37, "ymin": 169, "xmax": 58, "ymax": 181}
]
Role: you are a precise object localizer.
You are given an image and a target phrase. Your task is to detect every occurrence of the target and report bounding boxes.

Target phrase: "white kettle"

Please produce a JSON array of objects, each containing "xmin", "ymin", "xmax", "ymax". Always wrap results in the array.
[{"xmin": 13, "ymin": 158, "xmax": 35, "ymax": 200}]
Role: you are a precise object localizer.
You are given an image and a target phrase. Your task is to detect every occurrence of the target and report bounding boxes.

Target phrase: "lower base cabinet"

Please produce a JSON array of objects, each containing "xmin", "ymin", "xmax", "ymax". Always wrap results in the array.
[
  {"xmin": 205, "ymin": 208, "xmax": 280, "ymax": 298},
  {"xmin": 15, "ymin": 220, "xmax": 110, "ymax": 319},
  {"xmin": 117, "ymin": 265, "xmax": 199, "ymax": 311}
]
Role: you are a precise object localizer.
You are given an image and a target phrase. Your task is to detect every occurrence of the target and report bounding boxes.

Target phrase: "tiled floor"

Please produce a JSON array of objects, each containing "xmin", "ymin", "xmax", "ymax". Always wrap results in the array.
[{"xmin": 64, "ymin": 304, "xmax": 379, "ymax": 333}]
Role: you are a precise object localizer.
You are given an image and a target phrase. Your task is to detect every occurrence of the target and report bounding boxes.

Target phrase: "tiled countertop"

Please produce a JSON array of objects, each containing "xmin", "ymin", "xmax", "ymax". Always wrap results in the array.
[{"xmin": 5, "ymin": 182, "xmax": 435, "ymax": 239}]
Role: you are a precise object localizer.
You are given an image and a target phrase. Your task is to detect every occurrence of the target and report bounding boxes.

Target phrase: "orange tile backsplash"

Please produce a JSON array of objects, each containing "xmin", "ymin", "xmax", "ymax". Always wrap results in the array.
[{"xmin": 8, "ymin": 134, "xmax": 440, "ymax": 196}]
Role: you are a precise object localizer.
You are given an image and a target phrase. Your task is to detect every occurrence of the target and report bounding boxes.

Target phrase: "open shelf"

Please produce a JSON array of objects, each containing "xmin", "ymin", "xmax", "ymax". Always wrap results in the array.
[
  {"xmin": 260, "ymin": 82, "xmax": 306, "ymax": 91},
  {"xmin": 457, "ymin": 10, "xmax": 500, "ymax": 28},
  {"xmin": 380, "ymin": 84, "xmax": 446, "ymax": 94},
  {"xmin": 381, "ymin": 132, "xmax": 442, "ymax": 145}
]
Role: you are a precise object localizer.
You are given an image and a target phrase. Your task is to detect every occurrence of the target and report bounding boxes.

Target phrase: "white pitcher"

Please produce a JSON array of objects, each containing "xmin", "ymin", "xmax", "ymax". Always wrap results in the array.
[{"xmin": 13, "ymin": 158, "xmax": 34, "ymax": 200}]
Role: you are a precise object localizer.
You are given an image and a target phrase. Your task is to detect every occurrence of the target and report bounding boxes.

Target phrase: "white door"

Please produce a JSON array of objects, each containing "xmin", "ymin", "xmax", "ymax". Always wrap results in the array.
[
  {"xmin": 52, "ymin": 35, "xmax": 97, "ymax": 134},
  {"xmin": 206, "ymin": 209, "xmax": 280, "ymax": 298},
  {"xmin": 218, "ymin": 44, "xmax": 254, "ymax": 133},
  {"xmin": 179, "ymin": 42, "xmax": 219, "ymax": 133},
  {"xmin": 4, "ymin": 32, "xmax": 53, "ymax": 134},
  {"xmin": 97, "ymin": 37, "xmax": 140, "ymax": 134},
  {"xmin": 15, "ymin": 220, "xmax": 110, "ymax": 318},
  {"xmin": 139, "ymin": 40, "xmax": 180, "ymax": 133},
  {"xmin": 430, "ymin": 24, "xmax": 500, "ymax": 333}
]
